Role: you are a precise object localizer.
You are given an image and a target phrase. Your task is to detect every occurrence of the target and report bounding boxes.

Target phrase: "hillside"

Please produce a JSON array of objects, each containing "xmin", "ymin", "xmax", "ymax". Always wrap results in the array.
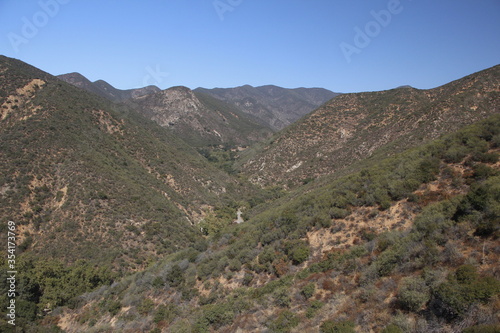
[
  {"xmin": 127, "ymin": 86, "xmax": 273, "ymax": 147},
  {"xmin": 0, "ymin": 56, "xmax": 249, "ymax": 272},
  {"xmin": 57, "ymin": 72, "xmax": 161, "ymax": 102},
  {"xmin": 30, "ymin": 115, "xmax": 500, "ymax": 333},
  {"xmin": 238, "ymin": 65, "xmax": 500, "ymax": 188},
  {"xmin": 195, "ymin": 85, "xmax": 340, "ymax": 131}
]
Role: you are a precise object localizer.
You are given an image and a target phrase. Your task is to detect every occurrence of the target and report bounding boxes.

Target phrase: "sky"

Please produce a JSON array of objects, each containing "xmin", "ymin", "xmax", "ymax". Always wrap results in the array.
[{"xmin": 0, "ymin": 0, "xmax": 499, "ymax": 93}]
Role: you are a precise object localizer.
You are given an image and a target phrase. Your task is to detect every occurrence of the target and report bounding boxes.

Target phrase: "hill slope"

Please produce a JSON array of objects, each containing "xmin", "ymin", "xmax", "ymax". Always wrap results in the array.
[
  {"xmin": 0, "ymin": 56, "xmax": 244, "ymax": 270},
  {"xmin": 239, "ymin": 65, "xmax": 500, "ymax": 187},
  {"xmin": 195, "ymin": 85, "xmax": 340, "ymax": 130},
  {"xmin": 37, "ymin": 115, "xmax": 500, "ymax": 333}
]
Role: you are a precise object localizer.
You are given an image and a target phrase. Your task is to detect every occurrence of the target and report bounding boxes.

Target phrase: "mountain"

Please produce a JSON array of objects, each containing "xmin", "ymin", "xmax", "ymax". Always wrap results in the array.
[
  {"xmin": 195, "ymin": 85, "xmax": 340, "ymax": 130},
  {"xmin": 0, "ymin": 56, "xmax": 248, "ymax": 271},
  {"xmin": 34, "ymin": 114, "xmax": 500, "ymax": 333},
  {"xmin": 238, "ymin": 65, "xmax": 500, "ymax": 187},
  {"xmin": 127, "ymin": 86, "xmax": 274, "ymax": 147},
  {"xmin": 1, "ymin": 58, "xmax": 499, "ymax": 332},
  {"xmin": 57, "ymin": 72, "xmax": 161, "ymax": 102}
]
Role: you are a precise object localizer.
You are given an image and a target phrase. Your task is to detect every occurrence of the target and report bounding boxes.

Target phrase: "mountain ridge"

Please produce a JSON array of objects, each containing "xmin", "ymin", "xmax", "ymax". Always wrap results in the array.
[
  {"xmin": 194, "ymin": 85, "xmax": 340, "ymax": 130},
  {"xmin": 57, "ymin": 72, "xmax": 161, "ymax": 102},
  {"xmin": 238, "ymin": 64, "xmax": 500, "ymax": 187}
]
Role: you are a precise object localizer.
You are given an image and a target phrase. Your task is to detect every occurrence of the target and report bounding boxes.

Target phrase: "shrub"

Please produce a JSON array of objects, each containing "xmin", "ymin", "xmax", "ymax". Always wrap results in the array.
[
  {"xmin": 432, "ymin": 265, "xmax": 500, "ymax": 319},
  {"xmin": 138, "ymin": 298, "xmax": 155, "ymax": 315},
  {"xmin": 289, "ymin": 244, "xmax": 310, "ymax": 265},
  {"xmin": 455, "ymin": 264, "xmax": 478, "ymax": 284},
  {"xmin": 311, "ymin": 213, "xmax": 332, "ymax": 228},
  {"xmin": 243, "ymin": 272, "xmax": 253, "ymax": 286},
  {"xmin": 397, "ymin": 276, "xmax": 430, "ymax": 312},
  {"xmin": 305, "ymin": 300, "xmax": 324, "ymax": 319},
  {"xmin": 199, "ymin": 302, "xmax": 235, "ymax": 330},
  {"xmin": 472, "ymin": 152, "xmax": 500, "ymax": 164},
  {"xmin": 329, "ymin": 207, "xmax": 349, "ymax": 219},
  {"xmin": 107, "ymin": 300, "xmax": 122, "ymax": 316},
  {"xmin": 274, "ymin": 288, "xmax": 291, "ymax": 307},
  {"xmin": 320, "ymin": 320, "xmax": 356, "ymax": 333},
  {"xmin": 268, "ymin": 310, "xmax": 300, "ymax": 333},
  {"xmin": 153, "ymin": 304, "xmax": 179, "ymax": 324},
  {"xmin": 472, "ymin": 163, "xmax": 496, "ymax": 180},
  {"xmin": 301, "ymin": 282, "xmax": 316, "ymax": 299},
  {"xmin": 166, "ymin": 264, "xmax": 185, "ymax": 287},
  {"xmin": 443, "ymin": 145, "xmax": 468, "ymax": 163},
  {"xmin": 228, "ymin": 258, "xmax": 242, "ymax": 272},
  {"xmin": 283, "ymin": 240, "xmax": 310, "ymax": 265}
]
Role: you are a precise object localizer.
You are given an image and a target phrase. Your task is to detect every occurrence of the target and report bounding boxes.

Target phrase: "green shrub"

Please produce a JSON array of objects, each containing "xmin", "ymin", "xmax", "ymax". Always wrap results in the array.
[
  {"xmin": 320, "ymin": 320, "xmax": 356, "ymax": 333},
  {"xmin": 329, "ymin": 207, "xmax": 350, "ymax": 219},
  {"xmin": 289, "ymin": 243, "xmax": 310, "ymax": 265},
  {"xmin": 268, "ymin": 310, "xmax": 300, "ymax": 333},
  {"xmin": 432, "ymin": 266, "xmax": 500, "ymax": 319},
  {"xmin": 274, "ymin": 288, "xmax": 291, "ymax": 308},
  {"xmin": 443, "ymin": 145, "xmax": 468, "ymax": 163},
  {"xmin": 455, "ymin": 264, "xmax": 478, "ymax": 284},
  {"xmin": 153, "ymin": 304, "xmax": 179, "ymax": 324},
  {"xmin": 107, "ymin": 300, "xmax": 122, "ymax": 316},
  {"xmin": 472, "ymin": 152, "xmax": 500, "ymax": 164},
  {"xmin": 472, "ymin": 163, "xmax": 497, "ymax": 180},
  {"xmin": 301, "ymin": 282, "xmax": 316, "ymax": 299},
  {"xmin": 228, "ymin": 258, "xmax": 242, "ymax": 272},
  {"xmin": 397, "ymin": 276, "xmax": 430, "ymax": 312},
  {"xmin": 138, "ymin": 298, "xmax": 155, "ymax": 315},
  {"xmin": 198, "ymin": 302, "xmax": 235, "ymax": 330},
  {"xmin": 305, "ymin": 300, "xmax": 324, "ymax": 319},
  {"xmin": 166, "ymin": 264, "xmax": 185, "ymax": 287},
  {"xmin": 492, "ymin": 134, "xmax": 500, "ymax": 148}
]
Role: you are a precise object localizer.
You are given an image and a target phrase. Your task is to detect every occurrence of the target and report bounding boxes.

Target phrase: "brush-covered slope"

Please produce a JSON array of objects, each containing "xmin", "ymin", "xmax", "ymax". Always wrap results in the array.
[
  {"xmin": 0, "ymin": 56, "xmax": 242, "ymax": 270},
  {"xmin": 57, "ymin": 72, "xmax": 161, "ymax": 102},
  {"xmin": 195, "ymin": 85, "xmax": 340, "ymax": 130},
  {"xmin": 38, "ymin": 115, "xmax": 500, "ymax": 333},
  {"xmin": 239, "ymin": 65, "xmax": 500, "ymax": 188},
  {"xmin": 128, "ymin": 86, "xmax": 273, "ymax": 147}
]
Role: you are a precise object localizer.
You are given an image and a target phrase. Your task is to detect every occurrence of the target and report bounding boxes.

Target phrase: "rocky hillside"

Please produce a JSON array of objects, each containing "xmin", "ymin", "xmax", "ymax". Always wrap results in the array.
[
  {"xmin": 57, "ymin": 72, "xmax": 161, "ymax": 102},
  {"xmin": 238, "ymin": 65, "xmax": 500, "ymax": 188},
  {"xmin": 195, "ymin": 85, "xmax": 340, "ymax": 130},
  {"xmin": 0, "ymin": 56, "xmax": 247, "ymax": 271},
  {"xmin": 128, "ymin": 86, "xmax": 273, "ymax": 147}
]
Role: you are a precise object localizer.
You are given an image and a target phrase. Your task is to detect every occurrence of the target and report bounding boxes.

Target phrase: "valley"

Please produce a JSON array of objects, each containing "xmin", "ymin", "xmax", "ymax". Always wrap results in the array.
[{"xmin": 0, "ymin": 56, "xmax": 499, "ymax": 332}]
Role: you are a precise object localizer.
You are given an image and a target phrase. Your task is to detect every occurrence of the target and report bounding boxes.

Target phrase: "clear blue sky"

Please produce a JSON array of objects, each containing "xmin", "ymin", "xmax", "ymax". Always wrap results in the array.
[{"xmin": 1, "ymin": 0, "xmax": 499, "ymax": 93}]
